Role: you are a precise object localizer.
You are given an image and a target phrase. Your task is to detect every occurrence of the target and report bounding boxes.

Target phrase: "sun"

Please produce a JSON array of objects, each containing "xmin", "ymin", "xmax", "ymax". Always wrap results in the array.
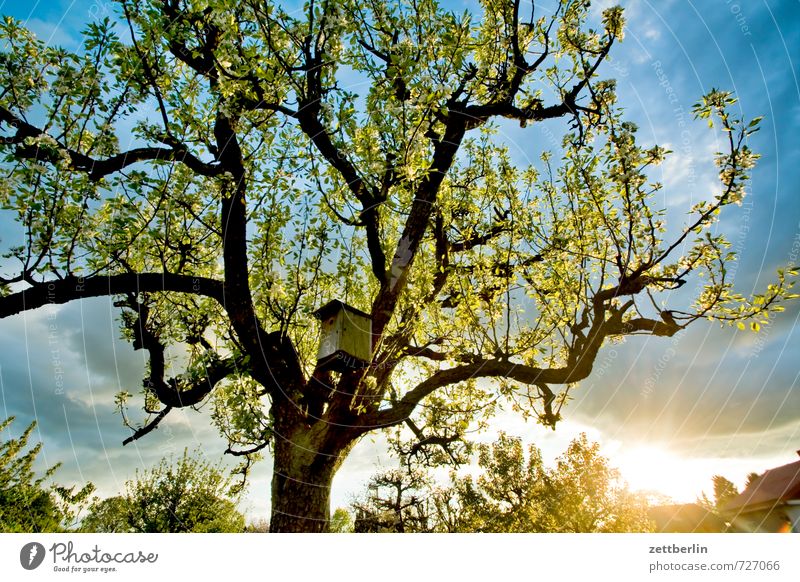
[{"xmin": 612, "ymin": 445, "xmax": 706, "ymax": 503}]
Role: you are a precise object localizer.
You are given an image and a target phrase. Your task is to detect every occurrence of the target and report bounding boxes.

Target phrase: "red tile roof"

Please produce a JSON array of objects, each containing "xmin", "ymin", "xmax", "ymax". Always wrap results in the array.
[{"xmin": 724, "ymin": 459, "xmax": 800, "ymax": 513}]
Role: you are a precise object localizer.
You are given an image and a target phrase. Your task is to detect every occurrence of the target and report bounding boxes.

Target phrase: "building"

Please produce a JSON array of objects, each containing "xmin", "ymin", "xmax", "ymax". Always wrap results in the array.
[{"xmin": 722, "ymin": 454, "xmax": 800, "ymax": 533}]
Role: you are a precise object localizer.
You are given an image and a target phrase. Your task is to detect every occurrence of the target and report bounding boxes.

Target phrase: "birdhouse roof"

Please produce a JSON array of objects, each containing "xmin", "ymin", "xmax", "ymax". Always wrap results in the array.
[{"xmin": 312, "ymin": 299, "xmax": 372, "ymax": 321}]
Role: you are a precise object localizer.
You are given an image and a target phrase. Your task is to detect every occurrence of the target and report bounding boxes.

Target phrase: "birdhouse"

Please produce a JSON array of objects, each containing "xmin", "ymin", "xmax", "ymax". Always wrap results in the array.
[{"xmin": 313, "ymin": 300, "xmax": 372, "ymax": 371}]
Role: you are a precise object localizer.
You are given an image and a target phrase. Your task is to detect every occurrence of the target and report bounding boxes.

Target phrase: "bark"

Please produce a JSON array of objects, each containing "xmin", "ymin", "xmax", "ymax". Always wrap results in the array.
[{"xmin": 269, "ymin": 427, "xmax": 355, "ymax": 533}]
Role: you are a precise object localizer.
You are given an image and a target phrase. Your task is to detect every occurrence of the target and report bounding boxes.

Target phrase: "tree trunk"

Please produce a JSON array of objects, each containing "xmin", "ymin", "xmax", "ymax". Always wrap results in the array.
[{"xmin": 269, "ymin": 429, "xmax": 353, "ymax": 533}]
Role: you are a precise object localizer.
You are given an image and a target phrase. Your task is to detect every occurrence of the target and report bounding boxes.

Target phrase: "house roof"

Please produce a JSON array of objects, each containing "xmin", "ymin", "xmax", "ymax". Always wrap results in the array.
[{"xmin": 723, "ymin": 459, "xmax": 800, "ymax": 513}]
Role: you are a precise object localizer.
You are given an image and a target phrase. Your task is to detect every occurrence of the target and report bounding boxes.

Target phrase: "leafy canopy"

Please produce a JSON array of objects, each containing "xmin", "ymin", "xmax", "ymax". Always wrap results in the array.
[
  {"xmin": 0, "ymin": 0, "xmax": 795, "ymax": 530},
  {"xmin": 81, "ymin": 450, "xmax": 245, "ymax": 533},
  {"xmin": 351, "ymin": 432, "xmax": 653, "ymax": 533},
  {"xmin": 0, "ymin": 417, "xmax": 94, "ymax": 532}
]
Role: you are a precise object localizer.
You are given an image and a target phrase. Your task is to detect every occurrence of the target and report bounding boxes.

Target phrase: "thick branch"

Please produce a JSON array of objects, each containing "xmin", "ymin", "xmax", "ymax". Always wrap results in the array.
[
  {"xmin": 214, "ymin": 111, "xmax": 305, "ymax": 398},
  {"xmin": 0, "ymin": 273, "xmax": 223, "ymax": 319},
  {"xmin": 225, "ymin": 441, "xmax": 270, "ymax": 457},
  {"xmin": 148, "ymin": 355, "xmax": 244, "ymax": 409},
  {"xmin": 450, "ymin": 222, "xmax": 508, "ymax": 253},
  {"xmin": 122, "ymin": 296, "xmax": 244, "ymax": 410},
  {"xmin": 296, "ymin": 107, "xmax": 387, "ymax": 285},
  {"xmin": 357, "ymin": 358, "xmax": 577, "ymax": 431},
  {"xmin": 616, "ymin": 316, "xmax": 684, "ymax": 337},
  {"xmin": 404, "ymin": 418, "xmax": 462, "ymax": 464},
  {"xmin": 159, "ymin": 0, "xmax": 220, "ymax": 80},
  {"xmin": 1, "ymin": 106, "xmax": 223, "ymax": 180},
  {"xmin": 371, "ymin": 120, "xmax": 468, "ymax": 341},
  {"xmin": 361, "ymin": 295, "xmax": 682, "ymax": 431}
]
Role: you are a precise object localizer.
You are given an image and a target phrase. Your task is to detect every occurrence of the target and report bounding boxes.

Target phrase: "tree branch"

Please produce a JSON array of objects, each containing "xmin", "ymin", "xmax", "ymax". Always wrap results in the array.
[
  {"xmin": 225, "ymin": 441, "xmax": 270, "ymax": 457},
  {"xmin": 0, "ymin": 273, "xmax": 224, "ymax": 319},
  {"xmin": 368, "ymin": 27, "xmax": 617, "ymax": 346},
  {"xmin": 450, "ymin": 222, "xmax": 509, "ymax": 253},
  {"xmin": 213, "ymin": 110, "xmax": 306, "ymax": 400},
  {"xmin": 122, "ymin": 406, "xmax": 172, "ymax": 446},
  {"xmin": 459, "ymin": 32, "xmax": 616, "ymax": 126},
  {"xmin": 371, "ymin": 119, "xmax": 469, "ymax": 341},
  {"xmin": 361, "ymin": 286, "xmax": 683, "ymax": 431},
  {"xmin": 1, "ymin": 106, "xmax": 224, "ymax": 180},
  {"xmin": 119, "ymin": 295, "xmax": 245, "ymax": 410},
  {"xmin": 403, "ymin": 418, "xmax": 462, "ymax": 464}
]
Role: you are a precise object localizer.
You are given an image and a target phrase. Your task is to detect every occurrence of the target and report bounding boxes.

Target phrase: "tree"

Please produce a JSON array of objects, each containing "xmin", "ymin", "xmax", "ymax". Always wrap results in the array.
[
  {"xmin": 0, "ymin": 1, "xmax": 794, "ymax": 531},
  {"xmin": 351, "ymin": 433, "xmax": 652, "ymax": 532},
  {"xmin": 330, "ymin": 507, "xmax": 354, "ymax": 533},
  {"xmin": 0, "ymin": 416, "xmax": 94, "ymax": 532},
  {"xmin": 710, "ymin": 475, "xmax": 739, "ymax": 512},
  {"xmin": 698, "ymin": 474, "xmax": 740, "ymax": 515},
  {"xmin": 81, "ymin": 450, "xmax": 245, "ymax": 532},
  {"xmin": 440, "ymin": 432, "xmax": 548, "ymax": 532},
  {"xmin": 352, "ymin": 467, "xmax": 433, "ymax": 532},
  {"xmin": 696, "ymin": 474, "xmax": 741, "ymax": 532},
  {"xmin": 80, "ymin": 496, "xmax": 134, "ymax": 533},
  {"xmin": 542, "ymin": 433, "xmax": 651, "ymax": 532}
]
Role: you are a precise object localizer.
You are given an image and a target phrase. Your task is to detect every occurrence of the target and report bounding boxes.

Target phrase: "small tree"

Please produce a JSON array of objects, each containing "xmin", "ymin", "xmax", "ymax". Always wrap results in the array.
[
  {"xmin": 0, "ymin": 416, "xmax": 94, "ymax": 532},
  {"xmin": 80, "ymin": 496, "xmax": 133, "ymax": 533},
  {"xmin": 711, "ymin": 476, "xmax": 739, "ymax": 511},
  {"xmin": 353, "ymin": 433, "xmax": 652, "ymax": 532},
  {"xmin": 330, "ymin": 507, "xmax": 354, "ymax": 533},
  {"xmin": 542, "ymin": 433, "xmax": 651, "ymax": 532},
  {"xmin": 699, "ymin": 474, "xmax": 739, "ymax": 514},
  {"xmin": 352, "ymin": 467, "xmax": 432, "ymax": 532},
  {"xmin": 445, "ymin": 432, "xmax": 548, "ymax": 532},
  {"xmin": 81, "ymin": 450, "xmax": 244, "ymax": 533}
]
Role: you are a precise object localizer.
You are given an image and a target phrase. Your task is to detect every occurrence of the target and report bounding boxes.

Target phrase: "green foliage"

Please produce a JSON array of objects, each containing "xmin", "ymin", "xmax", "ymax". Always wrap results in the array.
[
  {"xmin": 453, "ymin": 432, "xmax": 548, "ymax": 532},
  {"xmin": 698, "ymin": 474, "xmax": 741, "ymax": 521},
  {"xmin": 711, "ymin": 475, "xmax": 739, "ymax": 511},
  {"xmin": 330, "ymin": 507, "xmax": 354, "ymax": 533},
  {"xmin": 542, "ymin": 434, "xmax": 652, "ymax": 532},
  {"xmin": 0, "ymin": 416, "xmax": 94, "ymax": 532},
  {"xmin": 80, "ymin": 496, "xmax": 133, "ymax": 533},
  {"xmin": 354, "ymin": 433, "xmax": 652, "ymax": 533},
  {"xmin": 81, "ymin": 450, "xmax": 244, "ymax": 533}
]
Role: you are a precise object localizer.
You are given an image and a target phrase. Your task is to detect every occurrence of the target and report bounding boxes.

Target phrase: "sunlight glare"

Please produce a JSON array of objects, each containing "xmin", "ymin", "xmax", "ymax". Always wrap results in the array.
[{"xmin": 613, "ymin": 445, "xmax": 702, "ymax": 503}]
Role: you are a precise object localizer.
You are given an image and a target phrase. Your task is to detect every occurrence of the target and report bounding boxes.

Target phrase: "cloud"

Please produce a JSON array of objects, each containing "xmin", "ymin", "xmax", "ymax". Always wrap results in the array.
[
  {"xmin": 562, "ymin": 317, "xmax": 800, "ymax": 446},
  {"xmin": 0, "ymin": 298, "xmax": 251, "ymax": 505}
]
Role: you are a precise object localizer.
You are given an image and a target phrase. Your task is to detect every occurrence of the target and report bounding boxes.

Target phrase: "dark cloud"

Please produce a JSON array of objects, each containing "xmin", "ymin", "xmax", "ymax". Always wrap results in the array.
[
  {"xmin": 0, "ymin": 300, "xmax": 257, "ymax": 504},
  {"xmin": 568, "ymin": 319, "xmax": 800, "ymax": 449}
]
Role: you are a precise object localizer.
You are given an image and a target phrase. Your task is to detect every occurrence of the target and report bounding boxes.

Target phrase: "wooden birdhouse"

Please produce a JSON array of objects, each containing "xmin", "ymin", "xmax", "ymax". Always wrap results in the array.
[{"xmin": 313, "ymin": 300, "xmax": 372, "ymax": 371}]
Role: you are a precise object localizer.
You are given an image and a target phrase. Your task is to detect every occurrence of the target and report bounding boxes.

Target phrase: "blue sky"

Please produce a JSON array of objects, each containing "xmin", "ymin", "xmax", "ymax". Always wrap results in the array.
[{"xmin": 0, "ymin": 0, "xmax": 799, "ymax": 519}]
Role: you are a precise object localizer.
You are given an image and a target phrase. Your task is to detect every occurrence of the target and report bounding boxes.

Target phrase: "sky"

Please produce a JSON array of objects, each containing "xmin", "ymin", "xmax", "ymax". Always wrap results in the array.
[{"xmin": 0, "ymin": 0, "xmax": 799, "ymax": 522}]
